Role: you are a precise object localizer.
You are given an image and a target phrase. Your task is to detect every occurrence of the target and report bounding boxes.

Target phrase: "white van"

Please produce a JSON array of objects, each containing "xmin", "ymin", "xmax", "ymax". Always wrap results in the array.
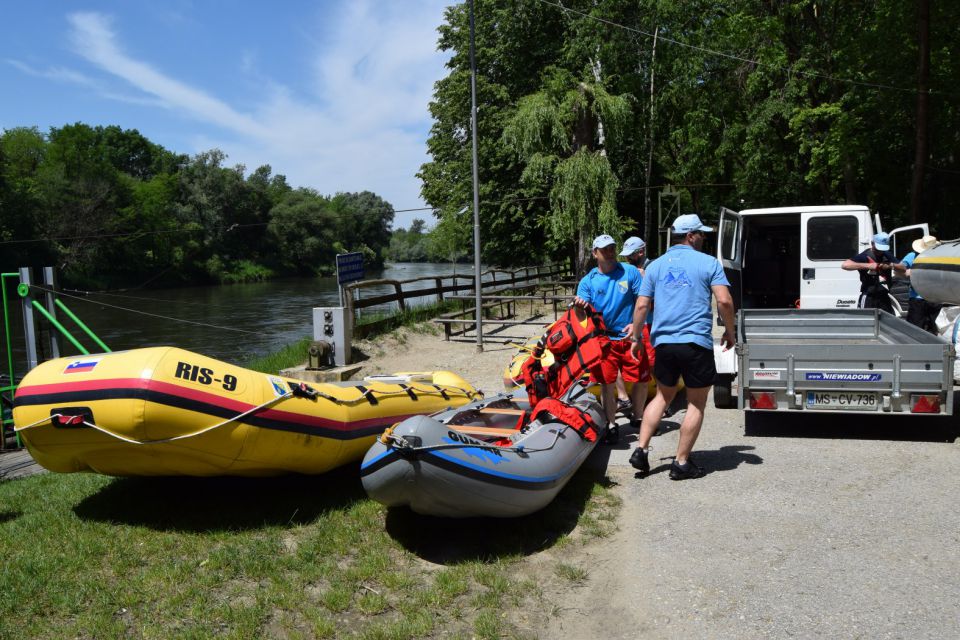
[
  {"xmin": 716, "ymin": 205, "xmax": 928, "ymax": 313},
  {"xmin": 711, "ymin": 205, "xmax": 928, "ymax": 406}
]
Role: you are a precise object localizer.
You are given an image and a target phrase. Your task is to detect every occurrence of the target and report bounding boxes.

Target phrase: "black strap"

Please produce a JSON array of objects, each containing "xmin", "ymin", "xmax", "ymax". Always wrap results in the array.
[
  {"xmin": 433, "ymin": 384, "xmax": 450, "ymax": 400},
  {"xmin": 356, "ymin": 385, "xmax": 379, "ymax": 405},
  {"xmin": 399, "ymin": 383, "xmax": 418, "ymax": 401}
]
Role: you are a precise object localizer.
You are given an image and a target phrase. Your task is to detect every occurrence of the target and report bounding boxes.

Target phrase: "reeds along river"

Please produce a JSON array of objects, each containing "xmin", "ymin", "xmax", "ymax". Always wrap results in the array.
[{"xmin": 4, "ymin": 263, "xmax": 490, "ymax": 375}]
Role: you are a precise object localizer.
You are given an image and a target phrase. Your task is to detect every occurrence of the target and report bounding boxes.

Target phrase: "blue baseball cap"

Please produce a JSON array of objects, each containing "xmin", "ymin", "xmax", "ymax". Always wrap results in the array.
[
  {"xmin": 672, "ymin": 213, "xmax": 713, "ymax": 234},
  {"xmin": 619, "ymin": 236, "xmax": 646, "ymax": 256},
  {"xmin": 872, "ymin": 232, "xmax": 890, "ymax": 251},
  {"xmin": 592, "ymin": 234, "xmax": 616, "ymax": 249}
]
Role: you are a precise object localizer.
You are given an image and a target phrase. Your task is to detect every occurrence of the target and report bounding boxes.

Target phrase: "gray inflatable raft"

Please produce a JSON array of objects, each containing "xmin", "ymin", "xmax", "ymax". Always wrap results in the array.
[{"xmin": 360, "ymin": 385, "xmax": 607, "ymax": 518}]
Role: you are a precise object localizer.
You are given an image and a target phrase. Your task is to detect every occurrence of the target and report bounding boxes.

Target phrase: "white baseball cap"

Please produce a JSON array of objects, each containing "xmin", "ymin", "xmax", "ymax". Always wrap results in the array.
[
  {"xmin": 672, "ymin": 214, "xmax": 713, "ymax": 234},
  {"xmin": 592, "ymin": 234, "xmax": 616, "ymax": 249},
  {"xmin": 619, "ymin": 236, "xmax": 646, "ymax": 256}
]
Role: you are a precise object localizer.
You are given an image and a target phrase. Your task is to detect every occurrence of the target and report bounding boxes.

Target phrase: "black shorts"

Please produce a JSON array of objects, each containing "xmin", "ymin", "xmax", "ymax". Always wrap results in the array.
[{"xmin": 653, "ymin": 343, "xmax": 717, "ymax": 389}]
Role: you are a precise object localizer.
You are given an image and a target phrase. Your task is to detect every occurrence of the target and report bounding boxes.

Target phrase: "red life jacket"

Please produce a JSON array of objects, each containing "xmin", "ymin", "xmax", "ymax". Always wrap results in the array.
[
  {"xmin": 519, "ymin": 304, "xmax": 610, "ymax": 407},
  {"xmin": 531, "ymin": 396, "xmax": 601, "ymax": 442}
]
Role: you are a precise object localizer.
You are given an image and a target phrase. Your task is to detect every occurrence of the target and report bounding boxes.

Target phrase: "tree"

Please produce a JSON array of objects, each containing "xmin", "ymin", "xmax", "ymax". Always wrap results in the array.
[
  {"xmin": 503, "ymin": 66, "xmax": 631, "ymax": 275},
  {"xmin": 328, "ymin": 191, "xmax": 395, "ymax": 266},
  {"xmin": 267, "ymin": 189, "xmax": 337, "ymax": 275},
  {"xmin": 37, "ymin": 123, "xmax": 131, "ymax": 280},
  {"xmin": 419, "ymin": 0, "xmax": 571, "ymax": 267},
  {"xmin": 0, "ymin": 127, "xmax": 51, "ymax": 269}
]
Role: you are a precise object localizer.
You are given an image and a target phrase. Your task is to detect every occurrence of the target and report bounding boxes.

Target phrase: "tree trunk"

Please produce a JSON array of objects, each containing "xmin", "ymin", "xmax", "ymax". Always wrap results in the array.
[{"xmin": 910, "ymin": 0, "xmax": 930, "ymax": 224}]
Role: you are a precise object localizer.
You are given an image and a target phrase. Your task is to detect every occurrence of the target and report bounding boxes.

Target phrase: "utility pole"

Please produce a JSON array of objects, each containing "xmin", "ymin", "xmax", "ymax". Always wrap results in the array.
[{"xmin": 469, "ymin": 0, "xmax": 483, "ymax": 352}]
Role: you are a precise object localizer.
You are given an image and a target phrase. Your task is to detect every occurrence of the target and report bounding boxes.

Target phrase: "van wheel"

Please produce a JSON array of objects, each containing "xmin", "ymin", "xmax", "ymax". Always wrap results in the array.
[{"xmin": 714, "ymin": 374, "xmax": 736, "ymax": 409}]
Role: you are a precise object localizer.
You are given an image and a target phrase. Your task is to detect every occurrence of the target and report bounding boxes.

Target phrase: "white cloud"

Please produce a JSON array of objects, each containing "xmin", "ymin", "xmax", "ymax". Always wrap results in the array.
[
  {"xmin": 67, "ymin": 12, "xmax": 270, "ymax": 137},
  {"xmin": 59, "ymin": 5, "xmax": 451, "ymax": 223}
]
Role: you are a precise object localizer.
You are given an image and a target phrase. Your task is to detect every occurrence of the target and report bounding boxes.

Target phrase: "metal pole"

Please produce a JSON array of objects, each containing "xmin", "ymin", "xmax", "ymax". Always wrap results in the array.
[
  {"xmin": 30, "ymin": 301, "xmax": 89, "ymax": 355},
  {"xmin": 18, "ymin": 268, "xmax": 38, "ymax": 370},
  {"xmin": 42, "ymin": 267, "xmax": 60, "ymax": 359},
  {"xmin": 469, "ymin": 0, "xmax": 483, "ymax": 352},
  {"xmin": 54, "ymin": 300, "xmax": 111, "ymax": 353}
]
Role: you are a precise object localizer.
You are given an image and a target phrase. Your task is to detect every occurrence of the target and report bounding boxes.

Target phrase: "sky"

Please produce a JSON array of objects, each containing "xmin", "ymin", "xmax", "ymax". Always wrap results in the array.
[{"xmin": 0, "ymin": 0, "xmax": 454, "ymax": 230}]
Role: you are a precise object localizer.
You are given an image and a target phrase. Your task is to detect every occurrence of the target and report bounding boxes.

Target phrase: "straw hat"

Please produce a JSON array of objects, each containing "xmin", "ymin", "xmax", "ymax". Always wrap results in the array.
[{"xmin": 912, "ymin": 235, "xmax": 940, "ymax": 254}]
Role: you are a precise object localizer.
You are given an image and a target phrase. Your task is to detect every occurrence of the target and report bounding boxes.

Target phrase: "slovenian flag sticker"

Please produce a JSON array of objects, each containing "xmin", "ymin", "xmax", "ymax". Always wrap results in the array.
[{"xmin": 63, "ymin": 358, "xmax": 102, "ymax": 374}]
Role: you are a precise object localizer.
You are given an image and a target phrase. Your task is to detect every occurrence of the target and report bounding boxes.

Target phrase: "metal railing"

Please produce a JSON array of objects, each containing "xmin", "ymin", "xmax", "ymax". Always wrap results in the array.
[
  {"xmin": 344, "ymin": 264, "xmax": 568, "ymax": 338},
  {"xmin": 2, "ymin": 269, "xmax": 111, "ymax": 449}
]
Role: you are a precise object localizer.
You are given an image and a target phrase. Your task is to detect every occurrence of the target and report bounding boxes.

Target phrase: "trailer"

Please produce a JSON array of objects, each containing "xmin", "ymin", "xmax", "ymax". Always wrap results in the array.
[{"xmin": 737, "ymin": 308, "xmax": 954, "ymax": 416}]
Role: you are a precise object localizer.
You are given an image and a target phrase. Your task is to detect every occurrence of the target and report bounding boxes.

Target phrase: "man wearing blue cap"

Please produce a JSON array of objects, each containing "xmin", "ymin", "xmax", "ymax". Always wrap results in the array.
[
  {"xmin": 615, "ymin": 235, "xmax": 653, "ymax": 416},
  {"xmin": 620, "ymin": 236, "xmax": 648, "ymax": 273},
  {"xmin": 841, "ymin": 232, "xmax": 905, "ymax": 314},
  {"xmin": 628, "ymin": 214, "xmax": 736, "ymax": 480},
  {"xmin": 574, "ymin": 234, "xmax": 649, "ymax": 436}
]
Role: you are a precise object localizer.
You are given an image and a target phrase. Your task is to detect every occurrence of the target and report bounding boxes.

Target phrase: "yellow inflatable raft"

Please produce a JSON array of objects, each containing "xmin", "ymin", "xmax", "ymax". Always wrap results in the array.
[{"xmin": 13, "ymin": 347, "xmax": 478, "ymax": 477}]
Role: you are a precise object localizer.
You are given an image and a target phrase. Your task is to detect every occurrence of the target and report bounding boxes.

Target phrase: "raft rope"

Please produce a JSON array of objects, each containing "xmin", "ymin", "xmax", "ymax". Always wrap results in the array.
[
  {"xmin": 14, "ymin": 381, "xmax": 479, "ymax": 443},
  {"xmin": 308, "ymin": 383, "xmax": 478, "ymax": 406},
  {"xmin": 15, "ymin": 391, "xmax": 294, "ymax": 445},
  {"xmin": 381, "ymin": 424, "xmax": 571, "ymax": 457}
]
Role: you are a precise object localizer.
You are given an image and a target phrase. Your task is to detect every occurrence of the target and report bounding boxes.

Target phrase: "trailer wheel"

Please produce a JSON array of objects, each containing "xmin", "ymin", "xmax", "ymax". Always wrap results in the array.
[{"xmin": 714, "ymin": 374, "xmax": 736, "ymax": 409}]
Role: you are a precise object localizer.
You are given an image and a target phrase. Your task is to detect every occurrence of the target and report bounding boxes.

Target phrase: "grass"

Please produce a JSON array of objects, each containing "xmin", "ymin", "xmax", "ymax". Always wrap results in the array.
[
  {"xmin": 244, "ymin": 336, "xmax": 314, "ymax": 373},
  {"xmin": 0, "ymin": 457, "xmax": 619, "ymax": 638},
  {"xmin": 353, "ymin": 300, "xmax": 459, "ymax": 340},
  {"xmin": 240, "ymin": 301, "xmax": 458, "ymax": 374}
]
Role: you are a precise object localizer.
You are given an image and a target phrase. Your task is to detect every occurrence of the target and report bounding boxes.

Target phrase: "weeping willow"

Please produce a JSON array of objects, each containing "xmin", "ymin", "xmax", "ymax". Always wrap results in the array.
[{"xmin": 502, "ymin": 70, "xmax": 632, "ymax": 274}]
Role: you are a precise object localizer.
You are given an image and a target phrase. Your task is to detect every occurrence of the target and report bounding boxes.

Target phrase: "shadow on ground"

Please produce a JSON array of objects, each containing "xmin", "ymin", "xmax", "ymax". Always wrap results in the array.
[
  {"xmin": 0, "ymin": 510, "xmax": 20, "ymax": 525},
  {"xmin": 73, "ymin": 464, "xmax": 367, "ymax": 532},
  {"xmin": 384, "ymin": 459, "xmax": 614, "ymax": 564},
  {"xmin": 744, "ymin": 410, "xmax": 960, "ymax": 443}
]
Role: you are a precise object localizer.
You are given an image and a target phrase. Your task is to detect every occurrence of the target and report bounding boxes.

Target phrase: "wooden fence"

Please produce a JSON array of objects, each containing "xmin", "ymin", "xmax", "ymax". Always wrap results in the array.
[{"xmin": 345, "ymin": 264, "xmax": 568, "ymax": 338}]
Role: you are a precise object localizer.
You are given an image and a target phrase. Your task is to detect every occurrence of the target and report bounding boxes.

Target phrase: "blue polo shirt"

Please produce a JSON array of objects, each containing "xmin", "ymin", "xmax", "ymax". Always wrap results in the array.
[
  {"xmin": 639, "ymin": 244, "xmax": 729, "ymax": 350},
  {"xmin": 576, "ymin": 262, "xmax": 643, "ymax": 336}
]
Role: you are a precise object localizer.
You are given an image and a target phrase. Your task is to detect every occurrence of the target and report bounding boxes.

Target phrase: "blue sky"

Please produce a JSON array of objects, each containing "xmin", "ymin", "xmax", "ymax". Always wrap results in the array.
[{"xmin": 1, "ymin": 1, "xmax": 454, "ymax": 230}]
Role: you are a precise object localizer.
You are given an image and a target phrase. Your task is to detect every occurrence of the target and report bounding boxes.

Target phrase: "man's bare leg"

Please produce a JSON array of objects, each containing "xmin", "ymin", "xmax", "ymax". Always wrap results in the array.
[
  {"xmin": 629, "ymin": 379, "xmax": 648, "ymax": 425},
  {"xmin": 675, "ymin": 386, "xmax": 709, "ymax": 464},
  {"xmin": 600, "ymin": 382, "xmax": 618, "ymax": 425},
  {"xmin": 637, "ymin": 382, "xmax": 678, "ymax": 451}
]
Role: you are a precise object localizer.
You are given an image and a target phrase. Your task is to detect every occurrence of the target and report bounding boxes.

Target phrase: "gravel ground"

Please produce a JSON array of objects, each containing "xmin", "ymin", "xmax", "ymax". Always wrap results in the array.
[{"xmin": 356, "ymin": 323, "xmax": 960, "ymax": 640}]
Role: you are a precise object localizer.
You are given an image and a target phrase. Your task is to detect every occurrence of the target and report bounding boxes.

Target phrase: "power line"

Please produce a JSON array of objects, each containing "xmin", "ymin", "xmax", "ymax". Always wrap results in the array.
[
  {"xmin": 534, "ymin": 0, "xmax": 952, "ymax": 96},
  {"xmin": 28, "ymin": 285, "xmax": 258, "ymax": 334}
]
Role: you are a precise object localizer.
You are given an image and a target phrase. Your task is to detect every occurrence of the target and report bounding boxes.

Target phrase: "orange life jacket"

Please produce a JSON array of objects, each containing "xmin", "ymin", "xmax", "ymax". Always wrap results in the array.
[
  {"xmin": 519, "ymin": 304, "xmax": 610, "ymax": 407},
  {"xmin": 531, "ymin": 396, "xmax": 601, "ymax": 442}
]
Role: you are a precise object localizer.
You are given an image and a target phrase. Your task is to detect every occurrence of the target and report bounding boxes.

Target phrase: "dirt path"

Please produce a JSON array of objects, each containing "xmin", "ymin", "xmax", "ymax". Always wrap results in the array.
[{"xmin": 354, "ymin": 323, "xmax": 960, "ymax": 640}]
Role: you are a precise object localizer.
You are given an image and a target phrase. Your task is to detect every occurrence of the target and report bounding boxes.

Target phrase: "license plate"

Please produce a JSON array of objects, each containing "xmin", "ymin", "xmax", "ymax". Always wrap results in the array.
[{"xmin": 806, "ymin": 391, "xmax": 879, "ymax": 410}]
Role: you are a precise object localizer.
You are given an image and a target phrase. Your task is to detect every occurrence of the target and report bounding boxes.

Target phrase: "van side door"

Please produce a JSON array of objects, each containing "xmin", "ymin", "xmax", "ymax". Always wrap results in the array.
[
  {"xmin": 717, "ymin": 207, "xmax": 742, "ymax": 311},
  {"xmin": 887, "ymin": 223, "xmax": 929, "ymax": 258},
  {"xmin": 800, "ymin": 211, "xmax": 863, "ymax": 309}
]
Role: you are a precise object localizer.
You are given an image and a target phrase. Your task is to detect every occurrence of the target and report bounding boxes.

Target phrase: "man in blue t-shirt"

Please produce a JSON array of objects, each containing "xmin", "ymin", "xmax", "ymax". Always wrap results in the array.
[
  {"xmin": 901, "ymin": 234, "xmax": 941, "ymax": 333},
  {"xmin": 627, "ymin": 214, "xmax": 736, "ymax": 480},
  {"xmin": 574, "ymin": 234, "xmax": 650, "ymax": 432}
]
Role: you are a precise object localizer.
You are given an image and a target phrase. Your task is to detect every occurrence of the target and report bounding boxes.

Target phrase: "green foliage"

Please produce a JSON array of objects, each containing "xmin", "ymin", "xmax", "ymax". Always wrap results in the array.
[
  {"xmin": 0, "ymin": 124, "xmax": 396, "ymax": 287},
  {"xmin": 422, "ymin": 0, "xmax": 960, "ymax": 257}
]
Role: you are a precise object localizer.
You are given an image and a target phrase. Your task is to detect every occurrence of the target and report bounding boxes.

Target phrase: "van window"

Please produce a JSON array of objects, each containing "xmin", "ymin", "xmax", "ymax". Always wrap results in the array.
[
  {"xmin": 720, "ymin": 218, "xmax": 738, "ymax": 261},
  {"xmin": 807, "ymin": 216, "xmax": 859, "ymax": 260}
]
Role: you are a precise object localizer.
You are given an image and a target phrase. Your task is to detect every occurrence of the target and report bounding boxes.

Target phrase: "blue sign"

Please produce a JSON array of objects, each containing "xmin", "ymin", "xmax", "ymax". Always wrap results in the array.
[
  {"xmin": 805, "ymin": 372, "xmax": 882, "ymax": 382},
  {"xmin": 336, "ymin": 252, "xmax": 365, "ymax": 284}
]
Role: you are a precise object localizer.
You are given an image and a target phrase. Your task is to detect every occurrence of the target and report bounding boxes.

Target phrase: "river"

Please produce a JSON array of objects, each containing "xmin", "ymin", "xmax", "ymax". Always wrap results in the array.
[{"xmin": 4, "ymin": 263, "xmax": 489, "ymax": 373}]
